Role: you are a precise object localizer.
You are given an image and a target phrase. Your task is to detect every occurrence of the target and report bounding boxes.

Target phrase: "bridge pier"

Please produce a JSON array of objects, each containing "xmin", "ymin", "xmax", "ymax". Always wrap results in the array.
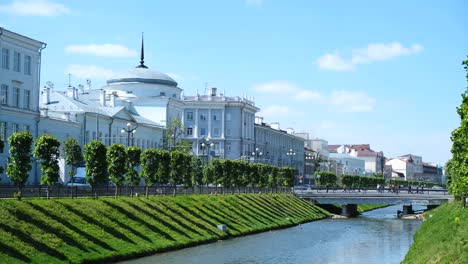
[
  {"xmin": 342, "ymin": 204, "xmax": 358, "ymax": 217},
  {"xmin": 427, "ymin": 204, "xmax": 438, "ymax": 210},
  {"xmin": 403, "ymin": 205, "xmax": 413, "ymax": 215}
]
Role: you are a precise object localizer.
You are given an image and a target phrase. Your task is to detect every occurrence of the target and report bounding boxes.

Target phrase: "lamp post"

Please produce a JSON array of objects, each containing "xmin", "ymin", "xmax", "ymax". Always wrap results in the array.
[
  {"xmin": 286, "ymin": 148, "xmax": 296, "ymax": 184},
  {"xmin": 252, "ymin": 147, "xmax": 263, "ymax": 163},
  {"xmin": 200, "ymin": 137, "xmax": 214, "ymax": 164},
  {"xmin": 305, "ymin": 153, "xmax": 314, "ymax": 184},
  {"xmin": 121, "ymin": 122, "xmax": 137, "ymax": 147}
]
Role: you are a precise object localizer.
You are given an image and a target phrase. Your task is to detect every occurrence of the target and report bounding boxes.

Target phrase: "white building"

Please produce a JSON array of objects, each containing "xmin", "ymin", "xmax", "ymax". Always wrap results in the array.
[
  {"xmin": 0, "ymin": 28, "xmax": 46, "ymax": 184},
  {"xmin": 254, "ymin": 117, "xmax": 305, "ymax": 176},
  {"xmin": 329, "ymin": 153, "xmax": 365, "ymax": 175},
  {"xmin": 386, "ymin": 154, "xmax": 423, "ymax": 181},
  {"xmin": 329, "ymin": 144, "xmax": 385, "ymax": 175}
]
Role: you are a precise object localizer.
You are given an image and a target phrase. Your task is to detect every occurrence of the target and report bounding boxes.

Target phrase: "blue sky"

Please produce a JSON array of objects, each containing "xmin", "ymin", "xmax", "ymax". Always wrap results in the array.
[{"xmin": 1, "ymin": 0, "xmax": 467, "ymax": 165}]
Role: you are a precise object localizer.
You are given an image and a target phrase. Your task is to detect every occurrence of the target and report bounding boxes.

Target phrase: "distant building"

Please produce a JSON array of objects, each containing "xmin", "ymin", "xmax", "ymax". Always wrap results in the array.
[
  {"xmin": 328, "ymin": 144, "xmax": 385, "ymax": 175},
  {"xmin": 386, "ymin": 154, "xmax": 423, "ymax": 181},
  {"xmin": 254, "ymin": 117, "xmax": 305, "ymax": 177},
  {"xmin": 0, "ymin": 27, "xmax": 46, "ymax": 184},
  {"xmin": 329, "ymin": 153, "xmax": 365, "ymax": 175}
]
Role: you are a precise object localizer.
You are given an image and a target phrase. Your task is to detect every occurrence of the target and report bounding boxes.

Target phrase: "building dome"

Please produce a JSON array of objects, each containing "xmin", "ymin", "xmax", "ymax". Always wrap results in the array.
[{"xmin": 107, "ymin": 67, "xmax": 178, "ymax": 87}]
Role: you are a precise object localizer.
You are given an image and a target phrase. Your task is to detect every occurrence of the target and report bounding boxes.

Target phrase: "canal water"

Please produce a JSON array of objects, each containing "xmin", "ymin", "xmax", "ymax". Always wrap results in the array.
[{"xmin": 122, "ymin": 204, "xmax": 423, "ymax": 264}]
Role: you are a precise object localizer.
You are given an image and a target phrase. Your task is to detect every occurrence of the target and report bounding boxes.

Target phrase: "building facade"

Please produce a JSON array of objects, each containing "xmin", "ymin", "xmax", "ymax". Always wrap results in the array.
[{"xmin": 0, "ymin": 28, "xmax": 46, "ymax": 184}]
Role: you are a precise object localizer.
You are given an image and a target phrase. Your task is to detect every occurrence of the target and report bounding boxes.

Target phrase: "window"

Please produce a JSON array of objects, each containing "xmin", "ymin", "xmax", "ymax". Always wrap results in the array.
[
  {"xmin": 12, "ymin": 87, "xmax": 19, "ymax": 107},
  {"xmin": 160, "ymin": 92, "xmax": 166, "ymax": 96},
  {"xmin": 0, "ymin": 122, "xmax": 6, "ymax": 141},
  {"xmin": 226, "ymin": 113, "xmax": 231, "ymax": 121},
  {"xmin": 187, "ymin": 112, "xmax": 193, "ymax": 121},
  {"xmin": 200, "ymin": 114, "xmax": 206, "ymax": 121},
  {"xmin": 226, "ymin": 142, "xmax": 231, "ymax": 153},
  {"xmin": 92, "ymin": 131, "xmax": 96, "ymax": 140},
  {"xmin": 213, "ymin": 114, "xmax": 218, "ymax": 121},
  {"xmin": 12, "ymin": 123, "xmax": 19, "ymax": 133},
  {"xmin": 85, "ymin": 131, "xmax": 90, "ymax": 143},
  {"xmin": 1, "ymin": 48, "xmax": 9, "ymax": 69},
  {"xmin": 13, "ymin": 51, "xmax": 20, "ymax": 72},
  {"xmin": 213, "ymin": 127, "xmax": 220, "ymax": 136},
  {"xmin": 200, "ymin": 127, "xmax": 206, "ymax": 136},
  {"xmin": 23, "ymin": 125, "xmax": 30, "ymax": 132},
  {"xmin": 172, "ymin": 94, "xmax": 176, "ymax": 98},
  {"xmin": 226, "ymin": 129, "xmax": 231, "ymax": 136},
  {"xmin": 24, "ymin": 55, "xmax": 31, "ymax": 75},
  {"xmin": 1, "ymin": 84, "xmax": 8, "ymax": 105},
  {"xmin": 186, "ymin": 127, "xmax": 193, "ymax": 136},
  {"xmin": 24, "ymin": 90, "xmax": 30, "ymax": 109}
]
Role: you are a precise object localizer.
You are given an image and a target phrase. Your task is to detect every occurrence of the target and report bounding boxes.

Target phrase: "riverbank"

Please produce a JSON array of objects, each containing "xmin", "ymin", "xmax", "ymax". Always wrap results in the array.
[
  {"xmin": 317, "ymin": 204, "xmax": 389, "ymax": 215},
  {"xmin": 402, "ymin": 201, "xmax": 467, "ymax": 263},
  {"xmin": 0, "ymin": 194, "xmax": 330, "ymax": 263}
]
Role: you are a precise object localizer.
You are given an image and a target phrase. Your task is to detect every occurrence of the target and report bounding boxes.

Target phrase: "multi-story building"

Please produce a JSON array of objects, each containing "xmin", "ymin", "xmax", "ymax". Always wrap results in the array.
[
  {"xmin": 328, "ymin": 153, "xmax": 365, "ymax": 175},
  {"xmin": 0, "ymin": 28, "xmax": 46, "ymax": 183},
  {"xmin": 183, "ymin": 88, "xmax": 259, "ymax": 162},
  {"xmin": 329, "ymin": 144, "xmax": 385, "ymax": 175},
  {"xmin": 254, "ymin": 117, "xmax": 305, "ymax": 176},
  {"xmin": 386, "ymin": 154, "xmax": 423, "ymax": 181}
]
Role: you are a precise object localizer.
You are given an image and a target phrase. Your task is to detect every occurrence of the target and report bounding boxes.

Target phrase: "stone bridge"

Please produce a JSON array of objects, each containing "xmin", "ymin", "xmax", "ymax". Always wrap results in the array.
[{"xmin": 295, "ymin": 189, "xmax": 453, "ymax": 217}]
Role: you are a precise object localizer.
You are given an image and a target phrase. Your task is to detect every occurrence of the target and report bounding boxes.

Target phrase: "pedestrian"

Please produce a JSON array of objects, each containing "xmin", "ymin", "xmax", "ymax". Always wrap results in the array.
[{"xmin": 408, "ymin": 185, "xmax": 412, "ymax": 194}]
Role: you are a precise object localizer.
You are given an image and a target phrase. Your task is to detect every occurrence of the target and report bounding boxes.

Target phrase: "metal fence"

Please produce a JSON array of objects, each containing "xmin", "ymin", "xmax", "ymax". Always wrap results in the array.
[{"xmin": 0, "ymin": 185, "xmax": 293, "ymax": 199}]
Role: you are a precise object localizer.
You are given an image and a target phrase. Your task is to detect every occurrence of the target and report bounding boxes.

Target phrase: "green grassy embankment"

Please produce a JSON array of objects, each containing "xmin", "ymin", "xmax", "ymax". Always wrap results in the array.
[
  {"xmin": 0, "ymin": 194, "xmax": 329, "ymax": 264},
  {"xmin": 402, "ymin": 201, "xmax": 468, "ymax": 264}
]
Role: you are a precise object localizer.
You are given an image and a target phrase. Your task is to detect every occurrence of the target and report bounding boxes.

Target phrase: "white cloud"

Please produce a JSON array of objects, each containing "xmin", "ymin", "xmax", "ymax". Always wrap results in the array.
[
  {"xmin": 316, "ymin": 42, "xmax": 423, "ymax": 71},
  {"xmin": 329, "ymin": 90, "xmax": 376, "ymax": 112},
  {"xmin": 245, "ymin": 0, "xmax": 262, "ymax": 6},
  {"xmin": 65, "ymin": 64, "xmax": 115, "ymax": 80},
  {"xmin": 259, "ymin": 105, "xmax": 290, "ymax": 117},
  {"xmin": 294, "ymin": 90, "xmax": 322, "ymax": 101},
  {"xmin": 65, "ymin": 44, "xmax": 137, "ymax": 57},
  {"xmin": 253, "ymin": 80, "xmax": 299, "ymax": 94},
  {"xmin": 0, "ymin": 0, "xmax": 70, "ymax": 16},
  {"xmin": 316, "ymin": 53, "xmax": 355, "ymax": 71}
]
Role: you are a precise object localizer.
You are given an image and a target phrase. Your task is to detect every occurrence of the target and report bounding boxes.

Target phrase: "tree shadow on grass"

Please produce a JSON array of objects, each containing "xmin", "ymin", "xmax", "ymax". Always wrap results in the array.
[
  {"xmin": 145, "ymin": 201, "xmax": 218, "ymax": 236},
  {"xmin": 61, "ymin": 203, "xmax": 135, "ymax": 244},
  {"xmin": 26, "ymin": 202, "xmax": 115, "ymax": 252},
  {"xmin": 179, "ymin": 202, "xmax": 242, "ymax": 233},
  {"xmin": 101, "ymin": 201, "xmax": 175, "ymax": 241},
  {"xmin": 195, "ymin": 202, "xmax": 247, "ymax": 231},
  {"xmin": 219, "ymin": 200, "xmax": 271, "ymax": 226},
  {"xmin": 10, "ymin": 208, "xmax": 90, "ymax": 253},
  {"xmin": 0, "ymin": 240, "xmax": 31, "ymax": 262},
  {"xmin": 237, "ymin": 196, "xmax": 280, "ymax": 221},
  {"xmin": 0, "ymin": 223, "xmax": 68, "ymax": 261},
  {"xmin": 174, "ymin": 203, "xmax": 219, "ymax": 229},
  {"xmin": 100, "ymin": 211, "xmax": 153, "ymax": 243},
  {"xmin": 125, "ymin": 200, "xmax": 201, "ymax": 237}
]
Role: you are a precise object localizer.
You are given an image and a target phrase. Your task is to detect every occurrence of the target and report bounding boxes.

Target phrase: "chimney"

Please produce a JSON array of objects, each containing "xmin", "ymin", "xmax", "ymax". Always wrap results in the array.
[
  {"xmin": 67, "ymin": 86, "xmax": 75, "ymax": 99},
  {"xmin": 40, "ymin": 108, "xmax": 48, "ymax": 117},
  {"xmin": 109, "ymin": 92, "xmax": 116, "ymax": 107},
  {"xmin": 100, "ymin": 89, "xmax": 106, "ymax": 106},
  {"xmin": 42, "ymin": 86, "xmax": 50, "ymax": 104},
  {"xmin": 210, "ymin": 87, "xmax": 217, "ymax": 96}
]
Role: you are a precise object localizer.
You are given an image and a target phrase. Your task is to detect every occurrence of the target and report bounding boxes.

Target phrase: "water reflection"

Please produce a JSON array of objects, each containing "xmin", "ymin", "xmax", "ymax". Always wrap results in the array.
[{"xmin": 122, "ymin": 204, "xmax": 423, "ymax": 264}]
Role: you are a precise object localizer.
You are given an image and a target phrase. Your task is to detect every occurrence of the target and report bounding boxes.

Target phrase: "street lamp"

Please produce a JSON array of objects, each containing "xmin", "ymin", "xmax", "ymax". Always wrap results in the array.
[
  {"xmin": 121, "ymin": 122, "xmax": 137, "ymax": 147},
  {"xmin": 252, "ymin": 147, "xmax": 263, "ymax": 163},
  {"xmin": 305, "ymin": 153, "xmax": 314, "ymax": 184},
  {"xmin": 200, "ymin": 137, "xmax": 214, "ymax": 164},
  {"xmin": 286, "ymin": 148, "xmax": 296, "ymax": 166}
]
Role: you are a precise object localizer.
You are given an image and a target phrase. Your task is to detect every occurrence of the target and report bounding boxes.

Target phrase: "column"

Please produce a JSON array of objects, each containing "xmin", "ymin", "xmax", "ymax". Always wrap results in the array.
[
  {"xmin": 194, "ymin": 109, "xmax": 199, "ymax": 138},
  {"xmin": 208, "ymin": 108, "xmax": 212, "ymax": 138},
  {"xmin": 221, "ymin": 108, "xmax": 225, "ymax": 138}
]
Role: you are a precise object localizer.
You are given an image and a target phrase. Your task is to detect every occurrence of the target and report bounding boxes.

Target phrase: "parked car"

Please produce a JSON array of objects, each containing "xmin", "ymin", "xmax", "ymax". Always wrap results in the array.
[{"xmin": 65, "ymin": 167, "xmax": 91, "ymax": 189}]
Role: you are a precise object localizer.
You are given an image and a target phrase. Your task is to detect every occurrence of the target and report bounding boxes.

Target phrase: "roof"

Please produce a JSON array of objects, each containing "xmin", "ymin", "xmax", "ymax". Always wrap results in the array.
[
  {"xmin": 107, "ymin": 67, "xmax": 178, "ymax": 87},
  {"xmin": 328, "ymin": 145, "xmax": 341, "ymax": 153}
]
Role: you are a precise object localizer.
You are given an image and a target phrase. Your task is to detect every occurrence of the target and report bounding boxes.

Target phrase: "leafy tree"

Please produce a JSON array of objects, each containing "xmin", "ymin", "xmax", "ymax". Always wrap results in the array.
[
  {"xmin": 176, "ymin": 140, "xmax": 193, "ymax": 153},
  {"xmin": 165, "ymin": 118, "xmax": 185, "ymax": 151},
  {"xmin": 107, "ymin": 144, "xmax": 127, "ymax": 198},
  {"xmin": 203, "ymin": 161, "xmax": 214, "ymax": 187},
  {"xmin": 156, "ymin": 150, "xmax": 170, "ymax": 192},
  {"xmin": 248, "ymin": 163, "xmax": 261, "ymax": 192},
  {"xmin": 313, "ymin": 171, "xmax": 337, "ymax": 192},
  {"xmin": 169, "ymin": 150, "xmax": 185, "ymax": 195},
  {"xmin": 449, "ymin": 56, "xmax": 468, "ymax": 208},
  {"xmin": 6, "ymin": 132, "xmax": 33, "ymax": 200},
  {"xmin": 84, "ymin": 140, "xmax": 108, "ymax": 199},
  {"xmin": 140, "ymin": 148, "xmax": 159, "ymax": 197},
  {"xmin": 0, "ymin": 137, "xmax": 4, "ymax": 175},
  {"xmin": 63, "ymin": 138, "xmax": 83, "ymax": 198},
  {"xmin": 126, "ymin": 146, "xmax": 141, "ymax": 197},
  {"xmin": 33, "ymin": 134, "xmax": 61, "ymax": 200},
  {"xmin": 181, "ymin": 153, "xmax": 193, "ymax": 190},
  {"xmin": 268, "ymin": 166, "xmax": 279, "ymax": 191},
  {"xmin": 191, "ymin": 156, "xmax": 204, "ymax": 192}
]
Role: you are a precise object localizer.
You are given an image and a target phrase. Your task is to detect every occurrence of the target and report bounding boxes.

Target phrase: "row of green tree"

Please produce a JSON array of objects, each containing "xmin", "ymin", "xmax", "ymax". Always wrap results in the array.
[
  {"xmin": 446, "ymin": 56, "xmax": 468, "ymax": 208},
  {"xmin": 313, "ymin": 171, "xmax": 437, "ymax": 190},
  {"xmin": 2, "ymin": 132, "xmax": 295, "ymax": 200}
]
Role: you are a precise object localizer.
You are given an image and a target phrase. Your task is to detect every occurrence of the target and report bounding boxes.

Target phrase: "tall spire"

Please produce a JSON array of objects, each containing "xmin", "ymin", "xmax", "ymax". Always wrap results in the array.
[{"xmin": 137, "ymin": 32, "xmax": 148, "ymax": 69}]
